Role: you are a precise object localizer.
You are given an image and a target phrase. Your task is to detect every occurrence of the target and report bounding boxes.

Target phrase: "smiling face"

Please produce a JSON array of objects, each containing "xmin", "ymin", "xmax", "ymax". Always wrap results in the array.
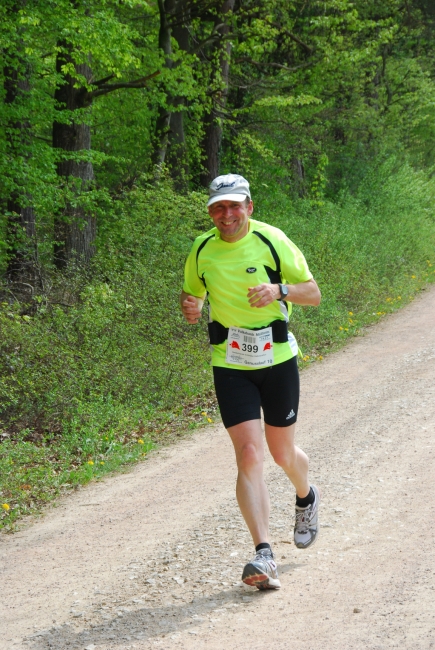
[{"xmin": 208, "ymin": 199, "xmax": 254, "ymax": 242}]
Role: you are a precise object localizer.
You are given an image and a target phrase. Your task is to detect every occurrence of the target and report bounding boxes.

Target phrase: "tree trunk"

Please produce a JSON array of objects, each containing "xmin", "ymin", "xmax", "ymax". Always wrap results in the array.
[
  {"xmin": 292, "ymin": 157, "xmax": 306, "ymax": 197},
  {"xmin": 151, "ymin": 0, "xmax": 174, "ymax": 172},
  {"xmin": 167, "ymin": 101, "xmax": 188, "ymax": 191},
  {"xmin": 4, "ymin": 55, "xmax": 36, "ymax": 281},
  {"xmin": 199, "ymin": 0, "xmax": 235, "ymax": 188},
  {"xmin": 166, "ymin": 0, "xmax": 190, "ymax": 191},
  {"xmin": 51, "ymin": 37, "xmax": 160, "ymax": 267},
  {"xmin": 53, "ymin": 41, "xmax": 95, "ymax": 269}
]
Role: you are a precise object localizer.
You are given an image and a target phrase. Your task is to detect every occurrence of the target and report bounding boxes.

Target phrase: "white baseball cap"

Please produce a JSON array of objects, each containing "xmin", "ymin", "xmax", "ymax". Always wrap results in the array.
[{"xmin": 207, "ymin": 174, "xmax": 251, "ymax": 207}]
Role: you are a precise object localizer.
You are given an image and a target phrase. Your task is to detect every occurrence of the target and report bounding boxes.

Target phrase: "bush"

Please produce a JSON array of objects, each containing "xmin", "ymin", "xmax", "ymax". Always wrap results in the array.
[
  {"xmin": 1, "ymin": 161, "xmax": 434, "ymax": 529},
  {"xmin": 253, "ymin": 156, "xmax": 435, "ymax": 353},
  {"xmin": 1, "ymin": 180, "xmax": 214, "ymax": 433}
]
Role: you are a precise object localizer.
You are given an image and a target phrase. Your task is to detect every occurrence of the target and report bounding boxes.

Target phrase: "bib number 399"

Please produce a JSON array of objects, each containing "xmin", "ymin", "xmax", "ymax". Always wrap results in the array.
[
  {"xmin": 242, "ymin": 343, "xmax": 258, "ymax": 353},
  {"xmin": 226, "ymin": 326, "xmax": 273, "ymax": 368}
]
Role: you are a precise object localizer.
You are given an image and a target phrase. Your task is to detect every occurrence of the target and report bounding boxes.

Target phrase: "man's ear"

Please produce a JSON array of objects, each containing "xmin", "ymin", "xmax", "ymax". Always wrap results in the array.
[{"xmin": 247, "ymin": 200, "xmax": 254, "ymax": 216}]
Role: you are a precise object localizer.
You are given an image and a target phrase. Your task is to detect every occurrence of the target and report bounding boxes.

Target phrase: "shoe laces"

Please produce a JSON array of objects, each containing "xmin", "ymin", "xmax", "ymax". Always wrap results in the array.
[
  {"xmin": 254, "ymin": 549, "xmax": 273, "ymax": 563},
  {"xmin": 294, "ymin": 504, "xmax": 313, "ymax": 531}
]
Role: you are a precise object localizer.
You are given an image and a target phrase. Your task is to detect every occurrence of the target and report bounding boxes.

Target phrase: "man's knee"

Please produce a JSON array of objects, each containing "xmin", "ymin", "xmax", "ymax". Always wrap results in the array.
[
  {"xmin": 270, "ymin": 443, "xmax": 303, "ymax": 469},
  {"xmin": 237, "ymin": 442, "xmax": 263, "ymax": 472}
]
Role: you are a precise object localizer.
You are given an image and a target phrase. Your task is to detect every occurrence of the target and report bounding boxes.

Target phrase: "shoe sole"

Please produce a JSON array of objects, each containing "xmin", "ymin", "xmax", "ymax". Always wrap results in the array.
[
  {"xmin": 242, "ymin": 568, "xmax": 281, "ymax": 590},
  {"xmin": 294, "ymin": 527, "xmax": 320, "ymax": 549},
  {"xmin": 294, "ymin": 484, "xmax": 321, "ymax": 550}
]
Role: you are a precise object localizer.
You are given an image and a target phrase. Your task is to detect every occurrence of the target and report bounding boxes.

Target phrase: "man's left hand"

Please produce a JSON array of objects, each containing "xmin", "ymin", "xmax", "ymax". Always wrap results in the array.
[{"xmin": 247, "ymin": 283, "xmax": 280, "ymax": 308}]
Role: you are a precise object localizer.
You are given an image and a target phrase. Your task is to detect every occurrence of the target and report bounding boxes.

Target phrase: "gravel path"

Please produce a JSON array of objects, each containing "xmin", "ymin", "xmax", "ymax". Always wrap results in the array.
[{"xmin": 1, "ymin": 285, "xmax": 435, "ymax": 650}]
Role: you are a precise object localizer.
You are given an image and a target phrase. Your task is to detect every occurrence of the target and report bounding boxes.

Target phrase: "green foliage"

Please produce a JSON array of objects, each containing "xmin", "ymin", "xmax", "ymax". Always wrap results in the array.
[
  {"xmin": 227, "ymin": 0, "xmax": 435, "ymax": 196},
  {"xmin": 253, "ymin": 155, "xmax": 435, "ymax": 355},
  {"xmin": 2, "ymin": 0, "xmax": 435, "ymax": 527},
  {"xmin": 0, "ymin": 179, "xmax": 217, "ymax": 529},
  {"xmin": 0, "ymin": 180, "xmax": 213, "ymax": 430},
  {"xmin": 0, "ymin": 424, "xmax": 154, "ymax": 530}
]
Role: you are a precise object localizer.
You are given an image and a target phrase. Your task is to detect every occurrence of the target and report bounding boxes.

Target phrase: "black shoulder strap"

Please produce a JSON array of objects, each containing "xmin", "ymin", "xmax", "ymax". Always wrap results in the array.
[
  {"xmin": 196, "ymin": 234, "xmax": 214, "ymax": 287},
  {"xmin": 196, "ymin": 230, "xmax": 283, "ymax": 287},
  {"xmin": 252, "ymin": 230, "xmax": 281, "ymax": 284}
]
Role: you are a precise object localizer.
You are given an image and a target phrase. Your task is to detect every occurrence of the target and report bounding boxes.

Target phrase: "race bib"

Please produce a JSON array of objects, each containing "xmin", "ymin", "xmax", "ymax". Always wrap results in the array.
[{"xmin": 226, "ymin": 326, "xmax": 274, "ymax": 368}]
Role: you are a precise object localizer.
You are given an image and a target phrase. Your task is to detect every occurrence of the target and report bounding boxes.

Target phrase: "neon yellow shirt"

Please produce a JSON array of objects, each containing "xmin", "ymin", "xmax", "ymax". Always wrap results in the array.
[{"xmin": 183, "ymin": 218, "xmax": 313, "ymax": 369}]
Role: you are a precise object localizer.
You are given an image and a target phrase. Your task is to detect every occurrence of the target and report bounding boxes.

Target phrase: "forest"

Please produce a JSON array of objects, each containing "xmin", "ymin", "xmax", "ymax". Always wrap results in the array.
[{"xmin": 1, "ymin": 0, "xmax": 435, "ymax": 526}]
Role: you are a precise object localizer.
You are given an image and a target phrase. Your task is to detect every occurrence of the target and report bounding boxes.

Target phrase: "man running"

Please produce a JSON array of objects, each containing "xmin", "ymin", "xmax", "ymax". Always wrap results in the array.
[{"xmin": 180, "ymin": 174, "xmax": 321, "ymax": 590}]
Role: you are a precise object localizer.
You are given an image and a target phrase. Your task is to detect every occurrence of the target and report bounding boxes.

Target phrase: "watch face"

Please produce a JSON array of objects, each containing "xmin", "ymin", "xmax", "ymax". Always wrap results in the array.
[{"xmin": 280, "ymin": 284, "xmax": 288, "ymax": 299}]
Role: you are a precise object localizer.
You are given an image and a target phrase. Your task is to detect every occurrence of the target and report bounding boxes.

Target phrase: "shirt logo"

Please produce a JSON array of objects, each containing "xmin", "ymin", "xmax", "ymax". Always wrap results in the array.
[{"xmin": 246, "ymin": 267, "xmax": 257, "ymax": 273}]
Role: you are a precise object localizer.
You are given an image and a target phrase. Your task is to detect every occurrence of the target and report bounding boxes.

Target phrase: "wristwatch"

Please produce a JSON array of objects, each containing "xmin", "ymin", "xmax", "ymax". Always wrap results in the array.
[{"xmin": 278, "ymin": 283, "xmax": 289, "ymax": 300}]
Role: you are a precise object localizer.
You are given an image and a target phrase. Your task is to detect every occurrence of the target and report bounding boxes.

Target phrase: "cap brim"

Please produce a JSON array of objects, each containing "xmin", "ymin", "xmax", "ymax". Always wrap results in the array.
[{"xmin": 207, "ymin": 193, "xmax": 250, "ymax": 207}]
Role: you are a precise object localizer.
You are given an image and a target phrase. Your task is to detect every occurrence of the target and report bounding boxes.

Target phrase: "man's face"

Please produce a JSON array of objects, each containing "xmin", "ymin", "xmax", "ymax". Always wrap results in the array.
[{"xmin": 208, "ymin": 199, "xmax": 253, "ymax": 242}]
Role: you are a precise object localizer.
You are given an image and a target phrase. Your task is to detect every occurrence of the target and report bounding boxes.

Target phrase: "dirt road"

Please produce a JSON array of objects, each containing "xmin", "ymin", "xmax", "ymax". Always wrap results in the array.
[{"xmin": 1, "ymin": 286, "xmax": 435, "ymax": 650}]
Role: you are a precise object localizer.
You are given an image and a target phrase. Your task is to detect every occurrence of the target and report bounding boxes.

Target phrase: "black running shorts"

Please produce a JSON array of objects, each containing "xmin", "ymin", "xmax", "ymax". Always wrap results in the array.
[{"xmin": 213, "ymin": 356, "xmax": 299, "ymax": 429}]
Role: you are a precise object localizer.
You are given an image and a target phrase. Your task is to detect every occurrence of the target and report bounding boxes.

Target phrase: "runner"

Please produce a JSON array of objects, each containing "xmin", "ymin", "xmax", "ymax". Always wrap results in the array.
[{"xmin": 180, "ymin": 174, "xmax": 321, "ymax": 590}]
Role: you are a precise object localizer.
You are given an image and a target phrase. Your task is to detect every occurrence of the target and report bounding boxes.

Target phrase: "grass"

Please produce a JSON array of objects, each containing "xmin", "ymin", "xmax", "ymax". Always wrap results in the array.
[
  {"xmin": 0, "ymin": 425, "xmax": 153, "ymax": 530},
  {"xmin": 0, "ymin": 390, "xmax": 219, "ymax": 532},
  {"xmin": 297, "ymin": 263, "xmax": 435, "ymax": 366}
]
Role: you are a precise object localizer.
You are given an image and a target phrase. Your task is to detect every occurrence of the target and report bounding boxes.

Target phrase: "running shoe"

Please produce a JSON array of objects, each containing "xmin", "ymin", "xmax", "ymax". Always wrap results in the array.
[
  {"xmin": 294, "ymin": 484, "xmax": 320, "ymax": 549},
  {"xmin": 241, "ymin": 548, "xmax": 281, "ymax": 590}
]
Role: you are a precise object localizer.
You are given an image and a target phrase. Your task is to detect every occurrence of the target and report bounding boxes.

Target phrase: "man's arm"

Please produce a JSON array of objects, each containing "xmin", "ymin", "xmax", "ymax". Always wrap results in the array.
[
  {"xmin": 180, "ymin": 290, "xmax": 205, "ymax": 324},
  {"xmin": 247, "ymin": 278, "xmax": 321, "ymax": 308}
]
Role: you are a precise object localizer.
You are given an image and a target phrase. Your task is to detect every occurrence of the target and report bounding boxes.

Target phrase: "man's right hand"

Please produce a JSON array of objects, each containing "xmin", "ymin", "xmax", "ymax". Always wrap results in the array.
[{"xmin": 181, "ymin": 293, "xmax": 203, "ymax": 324}]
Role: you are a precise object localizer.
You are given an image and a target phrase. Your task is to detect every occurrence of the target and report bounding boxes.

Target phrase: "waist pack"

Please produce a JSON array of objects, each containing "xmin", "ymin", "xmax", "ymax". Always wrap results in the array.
[{"xmin": 208, "ymin": 319, "xmax": 289, "ymax": 345}]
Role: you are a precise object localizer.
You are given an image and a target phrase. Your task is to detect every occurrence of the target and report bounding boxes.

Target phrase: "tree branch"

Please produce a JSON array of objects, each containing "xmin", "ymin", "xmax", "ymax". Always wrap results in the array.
[
  {"xmin": 235, "ymin": 57, "xmax": 311, "ymax": 72},
  {"xmin": 88, "ymin": 71, "xmax": 161, "ymax": 99},
  {"xmin": 190, "ymin": 25, "xmax": 227, "ymax": 56},
  {"xmin": 268, "ymin": 22, "xmax": 313, "ymax": 54},
  {"xmin": 91, "ymin": 74, "xmax": 116, "ymax": 87}
]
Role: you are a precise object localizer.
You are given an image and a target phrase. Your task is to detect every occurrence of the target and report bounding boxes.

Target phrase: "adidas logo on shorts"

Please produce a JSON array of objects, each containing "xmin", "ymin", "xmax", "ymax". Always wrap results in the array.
[{"xmin": 286, "ymin": 409, "xmax": 295, "ymax": 420}]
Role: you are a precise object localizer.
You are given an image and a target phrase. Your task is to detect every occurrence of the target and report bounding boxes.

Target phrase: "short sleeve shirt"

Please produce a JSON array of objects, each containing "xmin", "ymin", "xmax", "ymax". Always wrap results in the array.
[{"xmin": 183, "ymin": 218, "xmax": 313, "ymax": 368}]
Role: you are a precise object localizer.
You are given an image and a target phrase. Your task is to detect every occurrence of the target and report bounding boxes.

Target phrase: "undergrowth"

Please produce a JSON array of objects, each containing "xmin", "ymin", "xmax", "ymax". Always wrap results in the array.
[{"xmin": 1, "ymin": 158, "xmax": 435, "ymax": 531}]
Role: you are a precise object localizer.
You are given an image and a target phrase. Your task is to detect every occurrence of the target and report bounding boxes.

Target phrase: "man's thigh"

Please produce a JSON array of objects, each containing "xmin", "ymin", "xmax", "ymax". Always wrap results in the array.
[
  {"xmin": 260, "ymin": 356, "xmax": 300, "ymax": 427},
  {"xmin": 213, "ymin": 366, "xmax": 262, "ymax": 429}
]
